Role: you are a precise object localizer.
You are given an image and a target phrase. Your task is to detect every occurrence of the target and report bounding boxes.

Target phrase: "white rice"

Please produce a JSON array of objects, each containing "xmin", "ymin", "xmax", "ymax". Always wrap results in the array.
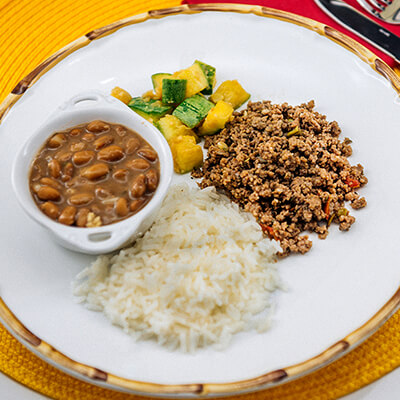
[{"xmin": 73, "ymin": 184, "xmax": 281, "ymax": 352}]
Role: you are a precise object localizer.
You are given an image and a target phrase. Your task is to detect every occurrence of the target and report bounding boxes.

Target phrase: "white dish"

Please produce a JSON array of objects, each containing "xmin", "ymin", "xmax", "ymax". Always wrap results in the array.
[
  {"xmin": 11, "ymin": 90, "xmax": 173, "ymax": 254},
  {"xmin": 1, "ymin": 5, "xmax": 400, "ymax": 397}
]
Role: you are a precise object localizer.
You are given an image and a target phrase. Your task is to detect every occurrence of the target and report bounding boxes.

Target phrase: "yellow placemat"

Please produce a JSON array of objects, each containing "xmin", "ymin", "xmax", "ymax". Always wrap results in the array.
[{"xmin": 1, "ymin": 1, "xmax": 400, "ymax": 399}]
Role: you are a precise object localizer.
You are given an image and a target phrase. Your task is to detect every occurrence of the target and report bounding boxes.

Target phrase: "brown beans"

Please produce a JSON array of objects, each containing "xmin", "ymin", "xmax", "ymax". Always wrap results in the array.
[
  {"xmin": 125, "ymin": 138, "xmax": 140, "ymax": 154},
  {"xmin": 31, "ymin": 164, "xmax": 43, "ymax": 181},
  {"xmin": 63, "ymin": 162, "xmax": 74, "ymax": 180},
  {"xmin": 82, "ymin": 133, "xmax": 95, "ymax": 142},
  {"xmin": 138, "ymin": 148, "xmax": 157, "ymax": 162},
  {"xmin": 66, "ymin": 188, "xmax": 77, "ymax": 196},
  {"xmin": 87, "ymin": 120, "xmax": 109, "ymax": 133},
  {"xmin": 58, "ymin": 206, "xmax": 76, "ymax": 225},
  {"xmin": 130, "ymin": 199, "xmax": 145, "ymax": 212},
  {"xmin": 76, "ymin": 208, "xmax": 90, "ymax": 227},
  {"xmin": 145, "ymin": 169, "xmax": 158, "ymax": 192},
  {"xmin": 113, "ymin": 169, "xmax": 128, "ymax": 182},
  {"xmin": 73, "ymin": 151, "xmax": 95, "ymax": 166},
  {"xmin": 55, "ymin": 152, "xmax": 72, "ymax": 162},
  {"xmin": 48, "ymin": 159, "xmax": 61, "ymax": 178},
  {"xmin": 98, "ymin": 145, "xmax": 124, "ymax": 162},
  {"xmin": 30, "ymin": 120, "xmax": 159, "ymax": 227},
  {"xmin": 81, "ymin": 163, "xmax": 109, "ymax": 180},
  {"xmin": 48, "ymin": 133, "xmax": 66, "ymax": 149},
  {"xmin": 130, "ymin": 174, "xmax": 146, "ymax": 198},
  {"xmin": 95, "ymin": 187, "xmax": 112, "ymax": 200},
  {"xmin": 91, "ymin": 205, "xmax": 101, "ymax": 215},
  {"xmin": 64, "ymin": 176, "xmax": 85, "ymax": 188},
  {"xmin": 127, "ymin": 158, "xmax": 150, "ymax": 170},
  {"xmin": 37, "ymin": 186, "xmax": 61, "ymax": 201},
  {"xmin": 115, "ymin": 126, "xmax": 126, "ymax": 136},
  {"xmin": 94, "ymin": 135, "xmax": 113, "ymax": 150},
  {"xmin": 40, "ymin": 202, "xmax": 59, "ymax": 219},
  {"xmin": 69, "ymin": 128, "xmax": 81, "ymax": 136},
  {"xmin": 70, "ymin": 142, "xmax": 85, "ymax": 152},
  {"xmin": 69, "ymin": 193, "xmax": 94, "ymax": 206},
  {"xmin": 115, "ymin": 198, "xmax": 129, "ymax": 217},
  {"xmin": 40, "ymin": 177, "xmax": 62, "ymax": 189}
]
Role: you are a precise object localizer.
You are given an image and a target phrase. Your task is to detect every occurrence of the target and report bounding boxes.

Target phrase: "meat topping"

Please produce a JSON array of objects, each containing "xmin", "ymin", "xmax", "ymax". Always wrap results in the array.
[{"xmin": 193, "ymin": 100, "xmax": 367, "ymax": 256}]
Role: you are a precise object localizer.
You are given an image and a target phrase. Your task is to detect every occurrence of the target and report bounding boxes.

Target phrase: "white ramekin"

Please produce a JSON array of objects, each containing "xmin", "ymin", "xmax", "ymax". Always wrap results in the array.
[{"xmin": 11, "ymin": 90, "xmax": 173, "ymax": 254}]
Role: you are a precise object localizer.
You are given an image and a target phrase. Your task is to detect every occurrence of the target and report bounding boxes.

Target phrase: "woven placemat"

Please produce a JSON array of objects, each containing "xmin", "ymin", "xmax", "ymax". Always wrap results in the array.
[{"xmin": 1, "ymin": 1, "xmax": 400, "ymax": 399}]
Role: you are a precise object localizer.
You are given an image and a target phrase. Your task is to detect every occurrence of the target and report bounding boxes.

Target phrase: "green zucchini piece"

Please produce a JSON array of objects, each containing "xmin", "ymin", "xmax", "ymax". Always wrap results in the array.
[
  {"xmin": 128, "ymin": 97, "xmax": 172, "ymax": 122},
  {"xmin": 151, "ymin": 73, "xmax": 172, "ymax": 93},
  {"xmin": 172, "ymin": 94, "xmax": 214, "ymax": 129},
  {"xmin": 195, "ymin": 60, "xmax": 216, "ymax": 95},
  {"xmin": 162, "ymin": 79, "xmax": 187, "ymax": 105}
]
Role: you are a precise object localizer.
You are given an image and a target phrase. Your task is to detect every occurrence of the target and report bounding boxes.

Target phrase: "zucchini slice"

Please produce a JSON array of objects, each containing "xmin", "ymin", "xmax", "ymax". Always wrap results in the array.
[
  {"xmin": 128, "ymin": 97, "xmax": 172, "ymax": 123},
  {"xmin": 210, "ymin": 80, "xmax": 250, "ymax": 109},
  {"xmin": 172, "ymin": 94, "xmax": 214, "ymax": 129},
  {"xmin": 172, "ymin": 63, "xmax": 208, "ymax": 98},
  {"xmin": 170, "ymin": 135, "xmax": 203, "ymax": 174},
  {"xmin": 195, "ymin": 60, "xmax": 216, "ymax": 95},
  {"xmin": 157, "ymin": 115, "xmax": 199, "ymax": 144},
  {"xmin": 151, "ymin": 73, "xmax": 172, "ymax": 98},
  {"xmin": 162, "ymin": 79, "xmax": 187, "ymax": 105},
  {"xmin": 142, "ymin": 89, "xmax": 160, "ymax": 101},
  {"xmin": 198, "ymin": 100, "xmax": 234, "ymax": 136}
]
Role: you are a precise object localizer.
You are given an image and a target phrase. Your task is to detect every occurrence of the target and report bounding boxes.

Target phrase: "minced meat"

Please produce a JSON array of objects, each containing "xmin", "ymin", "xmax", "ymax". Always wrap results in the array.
[{"xmin": 192, "ymin": 100, "xmax": 367, "ymax": 256}]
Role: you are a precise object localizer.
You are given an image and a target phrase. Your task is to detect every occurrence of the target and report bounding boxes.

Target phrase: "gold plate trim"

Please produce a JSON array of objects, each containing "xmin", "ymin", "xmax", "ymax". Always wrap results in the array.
[{"xmin": 1, "ymin": 3, "xmax": 400, "ymax": 396}]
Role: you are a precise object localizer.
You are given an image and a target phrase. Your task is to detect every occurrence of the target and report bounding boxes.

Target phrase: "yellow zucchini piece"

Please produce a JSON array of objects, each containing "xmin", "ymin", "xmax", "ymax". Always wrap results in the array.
[
  {"xmin": 170, "ymin": 135, "xmax": 203, "ymax": 174},
  {"xmin": 111, "ymin": 87, "xmax": 132, "ymax": 104},
  {"xmin": 157, "ymin": 115, "xmax": 199, "ymax": 143},
  {"xmin": 142, "ymin": 89, "xmax": 161, "ymax": 101},
  {"xmin": 172, "ymin": 63, "xmax": 208, "ymax": 98},
  {"xmin": 198, "ymin": 101, "xmax": 234, "ymax": 136},
  {"xmin": 210, "ymin": 80, "xmax": 250, "ymax": 109},
  {"xmin": 151, "ymin": 73, "xmax": 171, "ymax": 99}
]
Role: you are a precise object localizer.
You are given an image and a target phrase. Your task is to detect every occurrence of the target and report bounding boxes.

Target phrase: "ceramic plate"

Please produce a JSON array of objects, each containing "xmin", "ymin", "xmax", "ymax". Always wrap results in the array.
[{"xmin": 1, "ymin": 4, "xmax": 400, "ymax": 397}]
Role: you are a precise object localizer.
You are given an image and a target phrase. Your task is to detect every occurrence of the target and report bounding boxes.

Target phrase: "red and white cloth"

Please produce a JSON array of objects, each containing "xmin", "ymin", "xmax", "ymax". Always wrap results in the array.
[{"xmin": 184, "ymin": 0, "xmax": 400, "ymax": 68}]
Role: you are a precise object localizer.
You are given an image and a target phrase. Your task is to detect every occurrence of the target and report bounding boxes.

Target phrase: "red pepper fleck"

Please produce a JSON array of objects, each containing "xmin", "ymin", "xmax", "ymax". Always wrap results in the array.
[
  {"xmin": 260, "ymin": 223, "xmax": 278, "ymax": 241},
  {"xmin": 345, "ymin": 177, "xmax": 360, "ymax": 188},
  {"xmin": 324, "ymin": 197, "xmax": 331, "ymax": 220}
]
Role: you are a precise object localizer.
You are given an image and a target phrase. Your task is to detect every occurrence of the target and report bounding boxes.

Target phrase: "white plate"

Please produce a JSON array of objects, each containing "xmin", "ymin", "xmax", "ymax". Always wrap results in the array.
[{"xmin": 1, "ymin": 5, "xmax": 400, "ymax": 397}]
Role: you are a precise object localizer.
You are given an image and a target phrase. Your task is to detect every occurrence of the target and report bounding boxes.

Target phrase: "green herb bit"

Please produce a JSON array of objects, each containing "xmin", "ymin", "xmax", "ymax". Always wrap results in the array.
[
  {"xmin": 217, "ymin": 142, "xmax": 228, "ymax": 151},
  {"xmin": 327, "ymin": 213, "xmax": 335, "ymax": 227},
  {"xmin": 337, "ymin": 208, "xmax": 349, "ymax": 217},
  {"xmin": 286, "ymin": 126, "xmax": 300, "ymax": 137}
]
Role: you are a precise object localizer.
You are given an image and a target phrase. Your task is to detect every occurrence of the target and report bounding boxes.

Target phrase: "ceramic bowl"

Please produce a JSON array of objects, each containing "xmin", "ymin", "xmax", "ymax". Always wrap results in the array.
[{"xmin": 11, "ymin": 90, "xmax": 173, "ymax": 254}]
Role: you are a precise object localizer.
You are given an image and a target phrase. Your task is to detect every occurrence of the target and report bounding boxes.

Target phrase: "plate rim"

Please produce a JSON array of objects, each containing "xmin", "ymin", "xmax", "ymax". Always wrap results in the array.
[{"xmin": 1, "ymin": 3, "xmax": 400, "ymax": 397}]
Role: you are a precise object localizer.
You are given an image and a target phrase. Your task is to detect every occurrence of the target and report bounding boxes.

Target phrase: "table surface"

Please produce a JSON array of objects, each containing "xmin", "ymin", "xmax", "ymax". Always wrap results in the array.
[{"xmin": 1, "ymin": 368, "xmax": 400, "ymax": 400}]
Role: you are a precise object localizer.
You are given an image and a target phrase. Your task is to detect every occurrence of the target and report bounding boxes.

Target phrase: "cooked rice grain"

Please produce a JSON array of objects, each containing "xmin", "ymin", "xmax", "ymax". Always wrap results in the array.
[{"xmin": 73, "ymin": 184, "xmax": 281, "ymax": 352}]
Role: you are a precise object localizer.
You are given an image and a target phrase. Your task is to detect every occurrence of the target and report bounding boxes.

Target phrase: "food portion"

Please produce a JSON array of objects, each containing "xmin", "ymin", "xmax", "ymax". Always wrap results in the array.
[
  {"xmin": 172, "ymin": 94, "xmax": 214, "ymax": 129},
  {"xmin": 111, "ymin": 61, "xmax": 250, "ymax": 174},
  {"xmin": 74, "ymin": 184, "xmax": 281, "ymax": 352},
  {"xmin": 29, "ymin": 121, "xmax": 160, "ymax": 227},
  {"xmin": 209, "ymin": 80, "xmax": 250, "ymax": 109},
  {"xmin": 193, "ymin": 100, "xmax": 367, "ymax": 256},
  {"xmin": 198, "ymin": 101, "xmax": 234, "ymax": 136},
  {"xmin": 68, "ymin": 67, "xmax": 370, "ymax": 352}
]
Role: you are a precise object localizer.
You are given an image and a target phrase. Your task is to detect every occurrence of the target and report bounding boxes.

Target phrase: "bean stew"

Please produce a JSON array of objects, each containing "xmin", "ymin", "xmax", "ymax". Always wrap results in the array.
[{"xmin": 29, "ymin": 120, "xmax": 160, "ymax": 227}]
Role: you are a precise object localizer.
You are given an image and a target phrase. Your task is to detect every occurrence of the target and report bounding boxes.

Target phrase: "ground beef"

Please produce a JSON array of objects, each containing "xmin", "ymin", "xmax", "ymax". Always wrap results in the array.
[{"xmin": 192, "ymin": 100, "xmax": 367, "ymax": 256}]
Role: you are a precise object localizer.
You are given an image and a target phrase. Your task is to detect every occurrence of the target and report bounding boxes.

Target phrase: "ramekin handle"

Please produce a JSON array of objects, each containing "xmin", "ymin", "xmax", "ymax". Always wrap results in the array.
[
  {"xmin": 53, "ymin": 223, "xmax": 141, "ymax": 255},
  {"xmin": 59, "ymin": 90, "xmax": 119, "ymax": 113}
]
